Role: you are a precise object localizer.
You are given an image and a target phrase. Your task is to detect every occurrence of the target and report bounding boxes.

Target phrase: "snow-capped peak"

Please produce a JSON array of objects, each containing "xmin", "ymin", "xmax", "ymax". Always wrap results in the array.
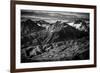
[{"xmin": 67, "ymin": 20, "xmax": 89, "ymax": 32}]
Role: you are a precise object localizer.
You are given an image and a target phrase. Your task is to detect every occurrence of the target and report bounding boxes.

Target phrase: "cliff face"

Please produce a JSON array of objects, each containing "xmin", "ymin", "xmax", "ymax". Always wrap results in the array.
[{"xmin": 21, "ymin": 19, "xmax": 89, "ymax": 63}]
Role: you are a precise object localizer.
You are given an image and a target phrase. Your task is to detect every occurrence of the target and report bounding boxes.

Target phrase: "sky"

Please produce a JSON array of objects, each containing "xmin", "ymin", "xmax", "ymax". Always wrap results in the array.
[{"xmin": 21, "ymin": 10, "xmax": 89, "ymax": 21}]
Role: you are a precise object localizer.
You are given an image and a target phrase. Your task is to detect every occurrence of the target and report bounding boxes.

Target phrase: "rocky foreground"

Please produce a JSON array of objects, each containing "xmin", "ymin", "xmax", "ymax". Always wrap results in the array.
[{"xmin": 21, "ymin": 37, "xmax": 89, "ymax": 62}]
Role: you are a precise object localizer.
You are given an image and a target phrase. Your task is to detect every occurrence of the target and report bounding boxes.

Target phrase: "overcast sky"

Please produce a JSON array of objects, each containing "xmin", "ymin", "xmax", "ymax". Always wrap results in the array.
[{"xmin": 21, "ymin": 10, "xmax": 89, "ymax": 20}]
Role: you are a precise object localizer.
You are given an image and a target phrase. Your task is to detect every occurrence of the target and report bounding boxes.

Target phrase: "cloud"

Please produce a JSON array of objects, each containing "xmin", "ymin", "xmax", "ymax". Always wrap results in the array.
[{"xmin": 21, "ymin": 10, "xmax": 89, "ymax": 20}]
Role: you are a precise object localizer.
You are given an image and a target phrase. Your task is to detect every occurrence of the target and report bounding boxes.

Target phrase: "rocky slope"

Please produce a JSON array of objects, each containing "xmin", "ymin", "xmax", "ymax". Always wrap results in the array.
[{"xmin": 21, "ymin": 19, "xmax": 89, "ymax": 63}]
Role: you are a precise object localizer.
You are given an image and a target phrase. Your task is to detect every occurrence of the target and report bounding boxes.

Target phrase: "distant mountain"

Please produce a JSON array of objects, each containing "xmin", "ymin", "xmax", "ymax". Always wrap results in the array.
[
  {"xmin": 51, "ymin": 21, "xmax": 89, "ymax": 41},
  {"xmin": 21, "ymin": 19, "xmax": 89, "ymax": 47},
  {"xmin": 33, "ymin": 20, "xmax": 89, "ymax": 45},
  {"xmin": 73, "ymin": 19, "xmax": 89, "ymax": 32},
  {"xmin": 21, "ymin": 19, "xmax": 45, "ymax": 35},
  {"xmin": 36, "ymin": 20, "xmax": 49, "ymax": 25},
  {"xmin": 67, "ymin": 19, "xmax": 89, "ymax": 32}
]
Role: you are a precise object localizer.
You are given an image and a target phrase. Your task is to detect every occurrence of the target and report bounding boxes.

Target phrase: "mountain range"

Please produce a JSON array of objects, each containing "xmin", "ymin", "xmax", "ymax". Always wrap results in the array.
[
  {"xmin": 21, "ymin": 19, "xmax": 89, "ymax": 47},
  {"xmin": 21, "ymin": 19, "xmax": 89, "ymax": 62}
]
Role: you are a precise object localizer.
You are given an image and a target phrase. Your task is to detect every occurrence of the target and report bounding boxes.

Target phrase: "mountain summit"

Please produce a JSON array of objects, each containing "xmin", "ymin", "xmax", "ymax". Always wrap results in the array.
[{"xmin": 68, "ymin": 19, "xmax": 89, "ymax": 32}]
